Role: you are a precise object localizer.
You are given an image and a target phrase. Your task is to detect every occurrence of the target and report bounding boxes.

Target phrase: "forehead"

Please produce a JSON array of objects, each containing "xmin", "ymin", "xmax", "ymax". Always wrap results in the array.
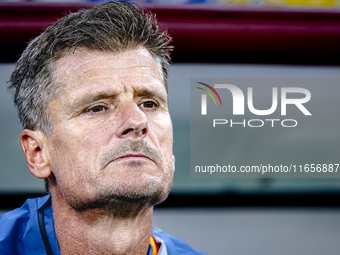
[{"xmin": 54, "ymin": 47, "xmax": 165, "ymax": 95}]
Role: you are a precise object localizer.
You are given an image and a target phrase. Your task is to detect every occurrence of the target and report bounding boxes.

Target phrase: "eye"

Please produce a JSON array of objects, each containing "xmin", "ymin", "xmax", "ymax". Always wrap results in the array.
[
  {"xmin": 141, "ymin": 101, "xmax": 157, "ymax": 108},
  {"xmin": 87, "ymin": 105, "xmax": 106, "ymax": 113}
]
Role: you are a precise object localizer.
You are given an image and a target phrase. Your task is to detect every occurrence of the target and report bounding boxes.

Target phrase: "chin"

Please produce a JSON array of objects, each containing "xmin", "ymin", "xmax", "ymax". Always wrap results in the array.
[{"xmin": 62, "ymin": 172, "xmax": 173, "ymax": 218}]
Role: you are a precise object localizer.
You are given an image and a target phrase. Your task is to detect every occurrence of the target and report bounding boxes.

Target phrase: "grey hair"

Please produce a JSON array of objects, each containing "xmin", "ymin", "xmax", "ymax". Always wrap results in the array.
[{"xmin": 8, "ymin": 0, "xmax": 173, "ymax": 137}]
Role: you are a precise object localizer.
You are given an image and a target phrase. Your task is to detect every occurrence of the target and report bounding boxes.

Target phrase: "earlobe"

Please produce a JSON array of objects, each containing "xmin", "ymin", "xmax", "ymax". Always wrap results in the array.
[{"xmin": 20, "ymin": 129, "xmax": 52, "ymax": 179}]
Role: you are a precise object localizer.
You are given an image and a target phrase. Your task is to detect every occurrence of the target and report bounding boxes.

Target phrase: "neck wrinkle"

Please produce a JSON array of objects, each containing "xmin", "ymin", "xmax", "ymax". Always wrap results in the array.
[{"xmin": 50, "ymin": 186, "xmax": 153, "ymax": 255}]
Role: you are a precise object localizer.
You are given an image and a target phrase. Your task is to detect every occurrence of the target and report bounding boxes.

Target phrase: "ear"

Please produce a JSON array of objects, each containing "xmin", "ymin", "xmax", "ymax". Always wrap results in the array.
[
  {"xmin": 20, "ymin": 129, "xmax": 52, "ymax": 179},
  {"xmin": 172, "ymin": 155, "xmax": 175, "ymax": 172}
]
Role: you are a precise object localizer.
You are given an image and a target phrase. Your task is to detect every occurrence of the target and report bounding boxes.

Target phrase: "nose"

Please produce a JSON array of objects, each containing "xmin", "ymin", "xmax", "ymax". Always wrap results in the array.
[{"xmin": 116, "ymin": 103, "xmax": 148, "ymax": 139}]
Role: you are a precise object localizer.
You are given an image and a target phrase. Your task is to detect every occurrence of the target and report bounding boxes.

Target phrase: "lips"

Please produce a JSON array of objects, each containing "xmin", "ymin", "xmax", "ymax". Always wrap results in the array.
[
  {"xmin": 111, "ymin": 153, "xmax": 157, "ymax": 164},
  {"xmin": 117, "ymin": 153, "xmax": 150, "ymax": 160},
  {"xmin": 100, "ymin": 140, "xmax": 162, "ymax": 169}
]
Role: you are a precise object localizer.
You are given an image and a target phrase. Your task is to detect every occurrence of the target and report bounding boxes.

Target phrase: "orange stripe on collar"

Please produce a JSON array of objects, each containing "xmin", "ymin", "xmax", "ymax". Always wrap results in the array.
[{"xmin": 150, "ymin": 236, "xmax": 159, "ymax": 255}]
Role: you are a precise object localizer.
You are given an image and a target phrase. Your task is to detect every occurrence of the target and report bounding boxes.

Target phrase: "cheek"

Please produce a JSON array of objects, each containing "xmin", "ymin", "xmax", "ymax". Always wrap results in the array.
[
  {"xmin": 161, "ymin": 115, "xmax": 173, "ymax": 145},
  {"xmin": 49, "ymin": 120, "xmax": 116, "ymax": 169},
  {"xmin": 48, "ymin": 128, "xmax": 98, "ymax": 180},
  {"xmin": 149, "ymin": 115, "xmax": 173, "ymax": 154}
]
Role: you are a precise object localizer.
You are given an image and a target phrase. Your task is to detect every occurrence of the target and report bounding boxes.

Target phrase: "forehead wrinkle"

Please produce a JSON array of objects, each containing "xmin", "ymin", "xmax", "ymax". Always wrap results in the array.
[
  {"xmin": 64, "ymin": 66, "xmax": 161, "ymax": 89},
  {"xmin": 53, "ymin": 48, "xmax": 165, "ymax": 102},
  {"xmin": 56, "ymin": 54, "xmax": 93, "ymax": 77},
  {"xmin": 76, "ymin": 73, "xmax": 164, "ymax": 94},
  {"xmin": 55, "ymin": 48, "xmax": 162, "ymax": 84},
  {"xmin": 80, "ymin": 66, "xmax": 159, "ymax": 76},
  {"xmin": 58, "ymin": 48, "xmax": 158, "ymax": 73},
  {"xmin": 73, "ymin": 73, "xmax": 164, "ymax": 94}
]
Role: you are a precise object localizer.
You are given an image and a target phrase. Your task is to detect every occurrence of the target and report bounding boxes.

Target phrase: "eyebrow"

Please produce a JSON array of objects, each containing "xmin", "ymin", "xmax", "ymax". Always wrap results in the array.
[
  {"xmin": 135, "ymin": 88, "xmax": 167, "ymax": 104},
  {"xmin": 72, "ymin": 87, "xmax": 167, "ymax": 110},
  {"xmin": 72, "ymin": 90, "xmax": 116, "ymax": 109}
]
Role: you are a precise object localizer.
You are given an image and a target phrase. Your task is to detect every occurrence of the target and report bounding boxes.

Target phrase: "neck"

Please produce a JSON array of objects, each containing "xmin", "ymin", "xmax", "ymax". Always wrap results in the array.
[{"xmin": 50, "ymin": 186, "xmax": 153, "ymax": 255}]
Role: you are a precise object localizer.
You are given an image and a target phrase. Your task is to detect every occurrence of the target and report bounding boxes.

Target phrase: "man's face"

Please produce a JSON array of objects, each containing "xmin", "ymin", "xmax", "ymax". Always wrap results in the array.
[{"xmin": 46, "ymin": 48, "xmax": 174, "ymax": 213}]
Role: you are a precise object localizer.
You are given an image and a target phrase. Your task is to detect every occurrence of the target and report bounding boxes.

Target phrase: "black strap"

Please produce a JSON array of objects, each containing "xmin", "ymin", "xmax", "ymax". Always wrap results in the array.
[{"xmin": 38, "ymin": 198, "xmax": 53, "ymax": 255}]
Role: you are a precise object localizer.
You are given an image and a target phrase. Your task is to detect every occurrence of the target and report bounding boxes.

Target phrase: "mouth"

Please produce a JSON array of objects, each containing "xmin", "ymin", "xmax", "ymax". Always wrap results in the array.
[
  {"xmin": 101, "ymin": 140, "xmax": 162, "ymax": 169},
  {"xmin": 115, "ymin": 153, "xmax": 154, "ymax": 162}
]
